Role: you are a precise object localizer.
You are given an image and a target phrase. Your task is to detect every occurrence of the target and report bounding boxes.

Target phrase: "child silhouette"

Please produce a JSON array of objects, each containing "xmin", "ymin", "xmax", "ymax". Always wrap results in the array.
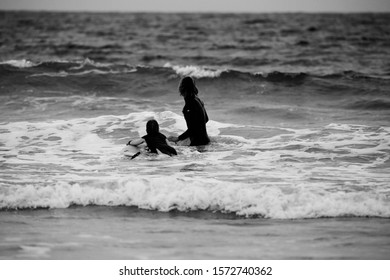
[{"xmin": 127, "ymin": 119, "xmax": 177, "ymax": 157}]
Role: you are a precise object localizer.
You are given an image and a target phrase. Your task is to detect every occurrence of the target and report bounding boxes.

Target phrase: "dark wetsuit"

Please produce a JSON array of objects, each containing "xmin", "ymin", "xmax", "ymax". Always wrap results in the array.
[
  {"xmin": 178, "ymin": 96, "xmax": 210, "ymax": 146},
  {"xmin": 142, "ymin": 132, "xmax": 177, "ymax": 156}
]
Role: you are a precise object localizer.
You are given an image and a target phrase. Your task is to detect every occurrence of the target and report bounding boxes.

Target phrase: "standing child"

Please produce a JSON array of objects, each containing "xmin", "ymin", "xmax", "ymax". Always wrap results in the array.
[{"xmin": 127, "ymin": 119, "xmax": 177, "ymax": 156}]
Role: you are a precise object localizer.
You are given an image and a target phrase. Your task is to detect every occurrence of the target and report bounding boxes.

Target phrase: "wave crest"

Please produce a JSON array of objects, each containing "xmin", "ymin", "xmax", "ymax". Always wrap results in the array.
[
  {"xmin": 1, "ymin": 178, "xmax": 389, "ymax": 219},
  {"xmin": 2, "ymin": 58, "xmax": 389, "ymax": 82},
  {"xmin": 164, "ymin": 63, "xmax": 224, "ymax": 78},
  {"xmin": 0, "ymin": 59, "xmax": 37, "ymax": 68}
]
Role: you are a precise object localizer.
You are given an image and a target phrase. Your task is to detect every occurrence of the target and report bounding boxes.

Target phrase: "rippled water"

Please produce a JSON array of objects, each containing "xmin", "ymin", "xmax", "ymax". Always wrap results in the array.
[{"xmin": 0, "ymin": 11, "xmax": 389, "ymax": 259}]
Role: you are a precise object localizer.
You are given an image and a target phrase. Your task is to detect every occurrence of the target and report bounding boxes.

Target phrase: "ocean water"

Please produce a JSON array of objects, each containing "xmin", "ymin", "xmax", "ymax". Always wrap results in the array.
[{"xmin": 0, "ymin": 11, "xmax": 390, "ymax": 259}]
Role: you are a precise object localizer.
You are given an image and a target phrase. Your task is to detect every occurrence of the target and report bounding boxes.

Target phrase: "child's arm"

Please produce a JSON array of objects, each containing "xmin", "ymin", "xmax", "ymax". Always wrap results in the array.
[{"xmin": 127, "ymin": 138, "xmax": 144, "ymax": 146}]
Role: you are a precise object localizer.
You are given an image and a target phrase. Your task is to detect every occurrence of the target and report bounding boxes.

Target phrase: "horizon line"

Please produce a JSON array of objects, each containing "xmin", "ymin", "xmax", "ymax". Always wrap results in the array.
[{"xmin": 1, "ymin": 9, "xmax": 389, "ymax": 14}]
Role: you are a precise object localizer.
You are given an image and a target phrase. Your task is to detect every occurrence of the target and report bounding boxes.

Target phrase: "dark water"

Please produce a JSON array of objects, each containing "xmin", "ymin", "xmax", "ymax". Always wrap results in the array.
[
  {"xmin": 0, "ymin": 11, "xmax": 390, "ymax": 259},
  {"xmin": 1, "ymin": 12, "xmax": 390, "ymax": 74},
  {"xmin": 1, "ymin": 12, "xmax": 390, "ymax": 126}
]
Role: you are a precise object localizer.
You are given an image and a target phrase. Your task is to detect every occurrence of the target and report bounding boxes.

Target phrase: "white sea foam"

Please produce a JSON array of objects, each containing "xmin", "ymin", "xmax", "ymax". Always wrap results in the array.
[
  {"xmin": 164, "ymin": 63, "xmax": 224, "ymax": 78},
  {"xmin": 1, "ymin": 111, "xmax": 389, "ymax": 218},
  {"xmin": 28, "ymin": 68, "xmax": 137, "ymax": 78},
  {"xmin": 0, "ymin": 59, "xmax": 36, "ymax": 68},
  {"xmin": 69, "ymin": 58, "xmax": 109, "ymax": 70},
  {"xmin": 1, "ymin": 177, "xmax": 389, "ymax": 219}
]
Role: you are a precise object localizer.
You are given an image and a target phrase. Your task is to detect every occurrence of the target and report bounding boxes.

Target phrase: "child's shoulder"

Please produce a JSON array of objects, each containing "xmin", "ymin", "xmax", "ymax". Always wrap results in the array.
[
  {"xmin": 152, "ymin": 132, "xmax": 167, "ymax": 139},
  {"xmin": 143, "ymin": 133, "xmax": 166, "ymax": 141}
]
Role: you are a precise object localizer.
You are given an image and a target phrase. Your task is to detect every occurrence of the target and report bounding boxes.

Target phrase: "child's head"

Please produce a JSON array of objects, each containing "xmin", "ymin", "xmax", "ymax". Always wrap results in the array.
[{"xmin": 146, "ymin": 119, "xmax": 159, "ymax": 135}]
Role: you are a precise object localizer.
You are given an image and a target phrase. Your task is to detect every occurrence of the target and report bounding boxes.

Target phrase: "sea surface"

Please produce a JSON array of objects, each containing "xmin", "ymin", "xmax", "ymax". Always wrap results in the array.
[{"xmin": 0, "ymin": 11, "xmax": 390, "ymax": 259}]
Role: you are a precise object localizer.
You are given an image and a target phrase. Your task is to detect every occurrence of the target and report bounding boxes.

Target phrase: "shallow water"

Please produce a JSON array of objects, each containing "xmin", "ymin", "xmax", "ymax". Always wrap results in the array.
[
  {"xmin": 1, "ymin": 11, "xmax": 390, "ymax": 259},
  {"xmin": 1, "ymin": 112, "xmax": 389, "ymax": 219},
  {"xmin": 1, "ymin": 207, "xmax": 389, "ymax": 259}
]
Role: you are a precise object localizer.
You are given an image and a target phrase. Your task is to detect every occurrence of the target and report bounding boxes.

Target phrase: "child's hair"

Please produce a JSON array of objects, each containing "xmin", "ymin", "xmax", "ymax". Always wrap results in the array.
[
  {"xmin": 179, "ymin": 76, "xmax": 198, "ymax": 98},
  {"xmin": 146, "ymin": 119, "xmax": 159, "ymax": 135}
]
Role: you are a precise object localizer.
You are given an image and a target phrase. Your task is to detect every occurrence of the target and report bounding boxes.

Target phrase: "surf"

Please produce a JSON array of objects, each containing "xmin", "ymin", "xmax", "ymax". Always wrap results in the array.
[{"xmin": 1, "ymin": 111, "xmax": 389, "ymax": 219}]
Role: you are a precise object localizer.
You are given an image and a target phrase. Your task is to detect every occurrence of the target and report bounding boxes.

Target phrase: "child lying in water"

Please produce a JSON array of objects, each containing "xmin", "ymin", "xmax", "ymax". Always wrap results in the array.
[{"xmin": 127, "ymin": 119, "xmax": 177, "ymax": 157}]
